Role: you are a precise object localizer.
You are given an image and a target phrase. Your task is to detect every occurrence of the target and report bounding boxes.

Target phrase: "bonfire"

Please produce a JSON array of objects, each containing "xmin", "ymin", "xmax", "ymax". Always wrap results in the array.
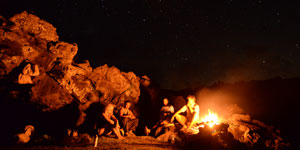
[
  {"xmin": 178, "ymin": 102, "xmax": 289, "ymax": 150},
  {"xmin": 200, "ymin": 109, "xmax": 221, "ymax": 128}
]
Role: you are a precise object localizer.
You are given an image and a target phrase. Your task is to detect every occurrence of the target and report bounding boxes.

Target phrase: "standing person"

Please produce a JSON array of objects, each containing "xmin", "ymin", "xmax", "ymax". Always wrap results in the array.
[
  {"xmin": 119, "ymin": 101, "xmax": 139, "ymax": 136},
  {"xmin": 97, "ymin": 103, "xmax": 123, "ymax": 139},
  {"xmin": 170, "ymin": 95, "xmax": 200, "ymax": 133}
]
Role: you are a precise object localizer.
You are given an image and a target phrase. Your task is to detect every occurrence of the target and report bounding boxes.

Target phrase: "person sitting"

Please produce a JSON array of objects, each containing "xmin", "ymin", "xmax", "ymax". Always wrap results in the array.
[
  {"xmin": 16, "ymin": 125, "xmax": 34, "ymax": 144},
  {"xmin": 151, "ymin": 98, "xmax": 175, "ymax": 137},
  {"xmin": 18, "ymin": 63, "xmax": 39, "ymax": 84},
  {"xmin": 119, "ymin": 101, "xmax": 139, "ymax": 136},
  {"xmin": 96, "ymin": 103, "xmax": 123, "ymax": 139},
  {"xmin": 171, "ymin": 95, "xmax": 200, "ymax": 133}
]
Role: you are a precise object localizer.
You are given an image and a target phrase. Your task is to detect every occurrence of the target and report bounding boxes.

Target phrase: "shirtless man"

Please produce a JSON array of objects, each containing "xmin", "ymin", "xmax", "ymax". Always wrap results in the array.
[
  {"xmin": 170, "ymin": 95, "xmax": 200, "ymax": 132},
  {"xmin": 97, "ymin": 103, "xmax": 123, "ymax": 139}
]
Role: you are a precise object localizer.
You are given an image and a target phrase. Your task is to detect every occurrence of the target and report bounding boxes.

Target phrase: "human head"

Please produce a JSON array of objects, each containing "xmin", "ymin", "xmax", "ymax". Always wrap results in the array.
[
  {"xmin": 187, "ymin": 95, "xmax": 196, "ymax": 106},
  {"xmin": 163, "ymin": 98, "xmax": 169, "ymax": 106},
  {"xmin": 105, "ymin": 103, "xmax": 115, "ymax": 114},
  {"xmin": 125, "ymin": 100, "xmax": 131, "ymax": 109},
  {"xmin": 140, "ymin": 75, "xmax": 150, "ymax": 87}
]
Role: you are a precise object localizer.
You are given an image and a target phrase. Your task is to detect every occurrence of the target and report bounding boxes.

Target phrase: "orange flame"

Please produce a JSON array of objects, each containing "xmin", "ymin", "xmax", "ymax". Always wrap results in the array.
[{"xmin": 200, "ymin": 109, "xmax": 221, "ymax": 128}]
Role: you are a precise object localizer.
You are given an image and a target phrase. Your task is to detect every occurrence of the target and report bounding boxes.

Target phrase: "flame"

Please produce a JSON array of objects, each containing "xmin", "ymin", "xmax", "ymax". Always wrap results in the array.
[{"xmin": 200, "ymin": 109, "xmax": 220, "ymax": 128}]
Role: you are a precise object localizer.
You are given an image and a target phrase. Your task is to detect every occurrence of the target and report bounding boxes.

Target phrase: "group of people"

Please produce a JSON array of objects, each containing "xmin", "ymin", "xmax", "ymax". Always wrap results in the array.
[
  {"xmin": 96, "ymin": 101, "xmax": 139, "ymax": 139},
  {"xmin": 146, "ymin": 95, "xmax": 200, "ymax": 137},
  {"xmin": 96, "ymin": 95, "xmax": 200, "ymax": 139}
]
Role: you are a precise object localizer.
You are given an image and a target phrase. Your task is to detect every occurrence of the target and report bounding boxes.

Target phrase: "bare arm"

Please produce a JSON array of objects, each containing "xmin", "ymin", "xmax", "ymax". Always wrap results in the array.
[
  {"xmin": 111, "ymin": 114, "xmax": 118, "ymax": 122},
  {"xmin": 31, "ymin": 65, "xmax": 40, "ymax": 76},
  {"xmin": 171, "ymin": 105, "xmax": 187, "ymax": 122},
  {"xmin": 102, "ymin": 112, "xmax": 114, "ymax": 125},
  {"xmin": 170, "ymin": 106, "xmax": 174, "ymax": 114},
  {"xmin": 111, "ymin": 114, "xmax": 120, "ymax": 128},
  {"xmin": 120, "ymin": 108, "xmax": 125, "ymax": 117},
  {"xmin": 128, "ymin": 110, "xmax": 136, "ymax": 119},
  {"xmin": 120, "ymin": 108, "xmax": 131, "ymax": 118}
]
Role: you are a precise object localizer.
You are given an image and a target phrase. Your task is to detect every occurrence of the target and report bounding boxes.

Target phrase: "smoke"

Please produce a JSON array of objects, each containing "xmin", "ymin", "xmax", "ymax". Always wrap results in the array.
[{"xmin": 195, "ymin": 88, "xmax": 244, "ymax": 120}]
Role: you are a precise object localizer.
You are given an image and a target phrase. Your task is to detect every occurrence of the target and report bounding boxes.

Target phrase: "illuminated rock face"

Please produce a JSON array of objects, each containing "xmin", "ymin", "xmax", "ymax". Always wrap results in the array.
[{"xmin": 0, "ymin": 11, "xmax": 140, "ymax": 114}]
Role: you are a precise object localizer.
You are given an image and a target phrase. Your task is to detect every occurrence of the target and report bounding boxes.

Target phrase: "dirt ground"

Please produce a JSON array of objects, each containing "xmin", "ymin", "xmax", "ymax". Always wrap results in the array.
[{"xmin": 1, "ymin": 136, "xmax": 179, "ymax": 150}]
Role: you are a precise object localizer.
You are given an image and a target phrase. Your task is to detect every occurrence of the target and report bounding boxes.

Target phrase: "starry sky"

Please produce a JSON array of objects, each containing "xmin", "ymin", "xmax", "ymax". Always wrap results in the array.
[{"xmin": 1, "ymin": 0, "xmax": 300, "ymax": 90}]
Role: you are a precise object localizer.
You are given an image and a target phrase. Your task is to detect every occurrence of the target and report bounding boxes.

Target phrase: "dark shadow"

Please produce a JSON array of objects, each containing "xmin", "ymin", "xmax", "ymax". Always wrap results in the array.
[
  {"xmin": 77, "ymin": 102, "xmax": 105, "ymax": 135},
  {"xmin": 32, "ymin": 100, "xmax": 80, "ymax": 145}
]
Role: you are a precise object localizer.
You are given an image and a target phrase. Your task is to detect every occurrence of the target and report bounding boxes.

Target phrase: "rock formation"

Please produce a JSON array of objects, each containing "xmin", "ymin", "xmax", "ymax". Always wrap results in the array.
[{"xmin": 0, "ymin": 11, "xmax": 140, "ymax": 129}]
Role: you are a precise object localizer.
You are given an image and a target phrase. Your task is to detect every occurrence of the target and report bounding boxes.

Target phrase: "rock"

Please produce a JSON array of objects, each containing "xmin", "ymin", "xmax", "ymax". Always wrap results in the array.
[
  {"xmin": 89, "ymin": 64, "xmax": 140, "ymax": 107},
  {"xmin": 9, "ymin": 11, "xmax": 59, "ymax": 42},
  {"xmin": 48, "ymin": 42, "xmax": 78, "ymax": 65},
  {"xmin": 0, "ymin": 11, "xmax": 141, "ymax": 140},
  {"xmin": 225, "ymin": 113, "xmax": 288, "ymax": 149},
  {"xmin": 30, "ymin": 73, "xmax": 74, "ymax": 111}
]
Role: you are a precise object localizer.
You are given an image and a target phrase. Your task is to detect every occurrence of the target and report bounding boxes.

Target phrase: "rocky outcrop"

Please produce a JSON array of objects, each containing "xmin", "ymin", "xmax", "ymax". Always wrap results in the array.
[{"xmin": 0, "ymin": 11, "xmax": 140, "ymax": 125}]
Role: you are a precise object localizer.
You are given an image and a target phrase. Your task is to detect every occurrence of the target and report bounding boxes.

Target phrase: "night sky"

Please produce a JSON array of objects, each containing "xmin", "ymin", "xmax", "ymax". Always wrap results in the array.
[{"xmin": 1, "ymin": 0, "xmax": 300, "ymax": 90}]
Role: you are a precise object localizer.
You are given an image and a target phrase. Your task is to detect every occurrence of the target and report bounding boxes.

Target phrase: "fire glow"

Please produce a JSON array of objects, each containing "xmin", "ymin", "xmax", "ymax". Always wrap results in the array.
[{"xmin": 200, "ymin": 109, "xmax": 221, "ymax": 128}]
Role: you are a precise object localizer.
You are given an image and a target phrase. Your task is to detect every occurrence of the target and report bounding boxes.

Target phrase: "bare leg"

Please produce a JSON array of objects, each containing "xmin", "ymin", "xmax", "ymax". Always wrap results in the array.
[
  {"xmin": 144, "ymin": 126, "xmax": 151, "ymax": 136},
  {"xmin": 154, "ymin": 126, "xmax": 163, "ymax": 137},
  {"xmin": 175, "ymin": 115, "xmax": 187, "ymax": 127},
  {"xmin": 113, "ymin": 127, "xmax": 124, "ymax": 139},
  {"xmin": 98, "ymin": 128, "xmax": 105, "ymax": 136},
  {"xmin": 106, "ymin": 131, "xmax": 112, "ymax": 136},
  {"xmin": 94, "ymin": 135, "xmax": 99, "ymax": 147}
]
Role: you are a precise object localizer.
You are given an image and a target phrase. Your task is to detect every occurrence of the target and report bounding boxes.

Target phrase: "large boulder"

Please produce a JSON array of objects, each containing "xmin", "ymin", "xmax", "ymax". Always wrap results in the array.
[{"xmin": 0, "ymin": 11, "xmax": 140, "ymax": 136}]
